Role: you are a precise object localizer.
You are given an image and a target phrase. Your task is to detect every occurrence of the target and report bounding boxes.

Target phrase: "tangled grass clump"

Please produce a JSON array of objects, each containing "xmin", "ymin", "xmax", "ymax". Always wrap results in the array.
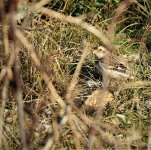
[{"xmin": 0, "ymin": 0, "xmax": 151, "ymax": 149}]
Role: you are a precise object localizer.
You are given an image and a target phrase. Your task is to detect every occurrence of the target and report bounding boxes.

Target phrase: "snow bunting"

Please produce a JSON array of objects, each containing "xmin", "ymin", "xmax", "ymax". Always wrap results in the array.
[{"xmin": 94, "ymin": 46, "xmax": 134, "ymax": 80}]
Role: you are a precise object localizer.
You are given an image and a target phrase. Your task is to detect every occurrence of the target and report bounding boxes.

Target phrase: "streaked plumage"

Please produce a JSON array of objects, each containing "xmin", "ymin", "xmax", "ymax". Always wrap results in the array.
[{"xmin": 94, "ymin": 46, "xmax": 133, "ymax": 80}]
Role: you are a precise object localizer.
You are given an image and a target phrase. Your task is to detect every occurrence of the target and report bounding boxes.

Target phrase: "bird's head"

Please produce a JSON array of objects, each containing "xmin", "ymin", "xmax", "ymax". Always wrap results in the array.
[{"xmin": 93, "ymin": 46, "xmax": 110, "ymax": 60}]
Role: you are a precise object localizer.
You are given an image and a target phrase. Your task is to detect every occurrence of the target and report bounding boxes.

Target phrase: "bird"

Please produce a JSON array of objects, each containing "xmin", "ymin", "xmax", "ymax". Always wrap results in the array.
[{"xmin": 93, "ymin": 46, "xmax": 134, "ymax": 80}]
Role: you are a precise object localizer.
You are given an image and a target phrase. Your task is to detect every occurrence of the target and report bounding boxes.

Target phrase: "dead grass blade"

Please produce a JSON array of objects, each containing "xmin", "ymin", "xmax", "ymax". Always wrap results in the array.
[
  {"xmin": 107, "ymin": 0, "xmax": 134, "ymax": 41},
  {"xmin": 33, "ymin": 6, "xmax": 116, "ymax": 52},
  {"xmin": 34, "ymin": 0, "xmax": 51, "ymax": 9},
  {"xmin": 0, "ymin": 79, "xmax": 9, "ymax": 149},
  {"xmin": 1, "ymin": 1, "xmax": 28, "ymax": 149},
  {"xmin": 66, "ymin": 41, "xmax": 89, "ymax": 102},
  {"xmin": 15, "ymin": 29, "xmax": 66, "ymax": 109},
  {"xmin": 119, "ymin": 81, "xmax": 151, "ymax": 90}
]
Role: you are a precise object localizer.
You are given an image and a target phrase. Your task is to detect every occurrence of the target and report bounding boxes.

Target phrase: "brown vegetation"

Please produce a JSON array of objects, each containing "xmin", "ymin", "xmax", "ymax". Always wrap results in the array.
[{"xmin": 0, "ymin": 0, "xmax": 151, "ymax": 149}]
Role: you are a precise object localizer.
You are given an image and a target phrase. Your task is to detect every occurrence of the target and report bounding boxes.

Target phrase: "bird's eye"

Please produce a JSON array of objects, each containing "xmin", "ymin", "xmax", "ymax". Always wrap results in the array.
[{"xmin": 119, "ymin": 64, "xmax": 126, "ymax": 69}]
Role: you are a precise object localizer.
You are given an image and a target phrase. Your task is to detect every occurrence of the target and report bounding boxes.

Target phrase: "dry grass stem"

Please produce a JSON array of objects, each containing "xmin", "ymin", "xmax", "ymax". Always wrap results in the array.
[
  {"xmin": 34, "ymin": 0, "xmax": 51, "ymax": 9},
  {"xmin": 107, "ymin": 0, "xmax": 134, "ymax": 41},
  {"xmin": 15, "ymin": 29, "xmax": 66, "ymax": 109},
  {"xmin": 120, "ymin": 81, "xmax": 151, "ymax": 90},
  {"xmin": 0, "ymin": 0, "xmax": 151, "ymax": 149},
  {"xmin": 66, "ymin": 41, "xmax": 89, "ymax": 102},
  {"xmin": 0, "ymin": 79, "xmax": 9, "ymax": 149},
  {"xmin": 34, "ymin": 6, "xmax": 116, "ymax": 52}
]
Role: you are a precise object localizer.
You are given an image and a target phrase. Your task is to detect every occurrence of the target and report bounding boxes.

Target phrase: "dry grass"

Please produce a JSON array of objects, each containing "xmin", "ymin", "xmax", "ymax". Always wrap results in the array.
[{"xmin": 0, "ymin": 0, "xmax": 151, "ymax": 149}]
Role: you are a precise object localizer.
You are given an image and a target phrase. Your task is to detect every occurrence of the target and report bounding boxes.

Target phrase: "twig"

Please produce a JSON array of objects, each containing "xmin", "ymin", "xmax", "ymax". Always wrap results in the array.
[
  {"xmin": 15, "ymin": 29, "xmax": 66, "ymax": 109},
  {"xmin": 65, "ymin": 40, "xmax": 89, "ymax": 102},
  {"xmin": 107, "ymin": 0, "xmax": 134, "ymax": 41},
  {"xmin": 0, "ymin": 78, "xmax": 9, "ymax": 149},
  {"xmin": 119, "ymin": 81, "xmax": 151, "ymax": 90},
  {"xmin": 33, "ymin": 6, "xmax": 116, "ymax": 52},
  {"xmin": 3, "ymin": 0, "xmax": 28, "ymax": 149}
]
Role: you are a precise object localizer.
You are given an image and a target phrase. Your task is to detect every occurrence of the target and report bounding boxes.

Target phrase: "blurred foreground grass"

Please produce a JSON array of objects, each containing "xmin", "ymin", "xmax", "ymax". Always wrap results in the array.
[{"xmin": 0, "ymin": 0, "xmax": 151, "ymax": 149}]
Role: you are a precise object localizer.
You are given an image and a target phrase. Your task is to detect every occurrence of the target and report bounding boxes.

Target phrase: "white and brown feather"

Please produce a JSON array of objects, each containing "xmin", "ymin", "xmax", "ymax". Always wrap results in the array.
[{"xmin": 94, "ymin": 46, "xmax": 133, "ymax": 80}]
